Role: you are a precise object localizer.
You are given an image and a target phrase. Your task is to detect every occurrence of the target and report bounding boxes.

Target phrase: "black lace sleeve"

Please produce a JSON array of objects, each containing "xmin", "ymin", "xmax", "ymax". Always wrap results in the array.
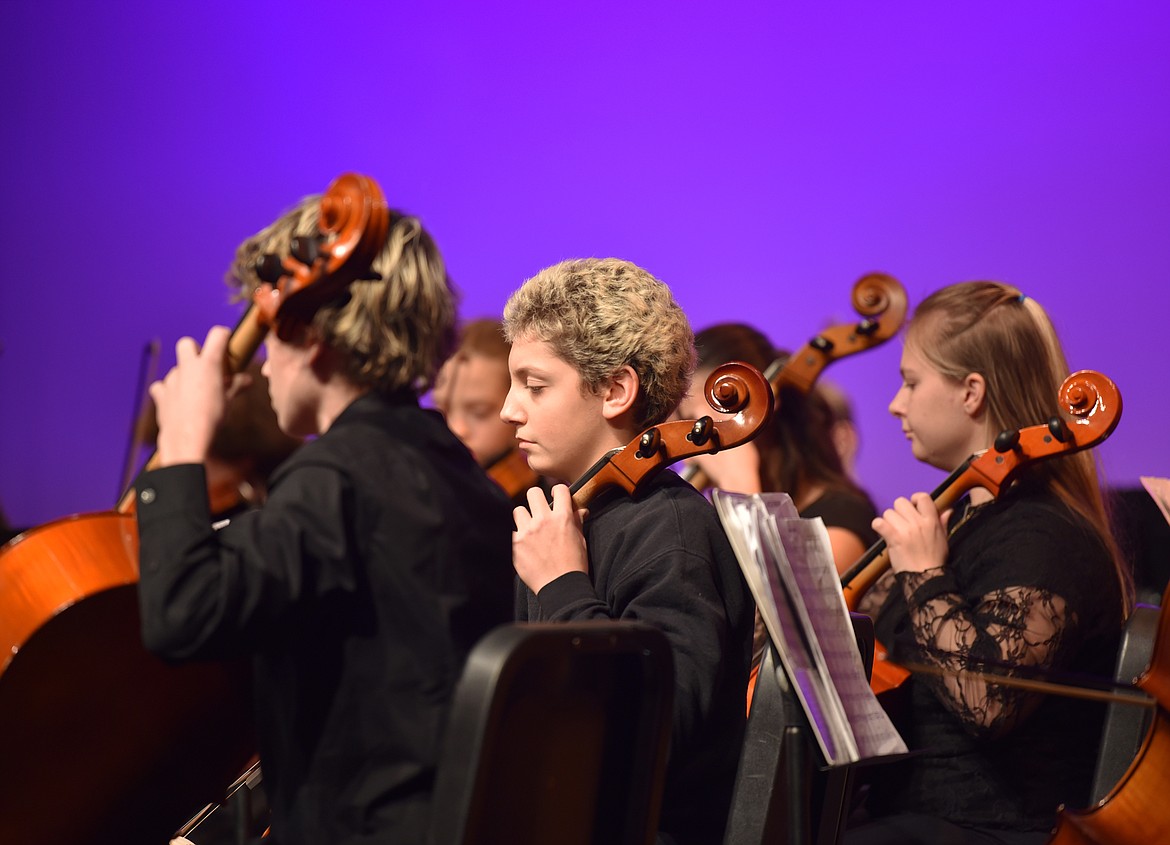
[
  {"xmin": 896, "ymin": 566, "xmax": 1072, "ymax": 738},
  {"xmin": 856, "ymin": 568, "xmax": 897, "ymax": 618}
]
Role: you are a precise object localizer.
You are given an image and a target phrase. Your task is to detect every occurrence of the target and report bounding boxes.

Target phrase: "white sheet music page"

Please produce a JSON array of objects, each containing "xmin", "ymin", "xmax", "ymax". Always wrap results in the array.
[
  {"xmin": 712, "ymin": 490, "xmax": 906, "ymax": 764},
  {"xmin": 714, "ymin": 490, "xmax": 849, "ymax": 764},
  {"xmin": 1140, "ymin": 476, "xmax": 1170, "ymax": 527},
  {"xmin": 764, "ymin": 498, "xmax": 907, "ymax": 759}
]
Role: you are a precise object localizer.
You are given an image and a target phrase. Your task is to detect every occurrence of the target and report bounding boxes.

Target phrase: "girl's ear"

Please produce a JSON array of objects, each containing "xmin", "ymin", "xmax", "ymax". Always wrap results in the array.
[
  {"xmin": 961, "ymin": 371, "xmax": 987, "ymax": 417},
  {"xmin": 601, "ymin": 364, "xmax": 640, "ymax": 422}
]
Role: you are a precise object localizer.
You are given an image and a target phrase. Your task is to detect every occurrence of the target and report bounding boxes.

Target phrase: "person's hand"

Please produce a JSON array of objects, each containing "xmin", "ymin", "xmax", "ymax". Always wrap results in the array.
[
  {"xmin": 512, "ymin": 484, "xmax": 589, "ymax": 594},
  {"xmin": 150, "ymin": 326, "xmax": 251, "ymax": 467},
  {"xmin": 871, "ymin": 492, "xmax": 950, "ymax": 574}
]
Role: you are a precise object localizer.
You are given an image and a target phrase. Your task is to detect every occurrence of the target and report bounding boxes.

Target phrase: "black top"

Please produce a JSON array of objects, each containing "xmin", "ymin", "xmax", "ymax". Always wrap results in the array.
[
  {"xmin": 867, "ymin": 483, "xmax": 1123, "ymax": 832},
  {"xmin": 136, "ymin": 392, "xmax": 515, "ymax": 845},
  {"xmin": 517, "ymin": 470, "xmax": 754, "ymax": 845},
  {"xmin": 802, "ymin": 487, "xmax": 879, "ymax": 548}
]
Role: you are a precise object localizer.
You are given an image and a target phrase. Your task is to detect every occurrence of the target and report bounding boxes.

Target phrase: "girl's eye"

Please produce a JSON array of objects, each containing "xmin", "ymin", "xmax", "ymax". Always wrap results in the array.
[{"xmin": 527, "ymin": 384, "xmax": 545, "ymax": 396}]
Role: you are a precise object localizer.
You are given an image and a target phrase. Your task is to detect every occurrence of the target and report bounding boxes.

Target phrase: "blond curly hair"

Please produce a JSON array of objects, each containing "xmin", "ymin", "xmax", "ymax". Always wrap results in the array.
[
  {"xmin": 502, "ymin": 258, "xmax": 694, "ymax": 428},
  {"xmin": 227, "ymin": 195, "xmax": 456, "ymax": 395}
]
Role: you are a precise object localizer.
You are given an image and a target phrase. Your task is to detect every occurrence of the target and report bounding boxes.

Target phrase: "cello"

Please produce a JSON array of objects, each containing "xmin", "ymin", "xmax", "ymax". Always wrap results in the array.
[
  {"xmin": 682, "ymin": 271, "xmax": 907, "ymax": 491},
  {"xmin": 487, "ymin": 445, "xmax": 541, "ymax": 501},
  {"xmin": 840, "ymin": 369, "xmax": 1123, "ymax": 698},
  {"xmin": 1046, "ymin": 581, "xmax": 1170, "ymax": 842},
  {"xmin": 571, "ymin": 361, "xmax": 773, "ymax": 508},
  {"xmin": 0, "ymin": 173, "xmax": 389, "ymax": 845}
]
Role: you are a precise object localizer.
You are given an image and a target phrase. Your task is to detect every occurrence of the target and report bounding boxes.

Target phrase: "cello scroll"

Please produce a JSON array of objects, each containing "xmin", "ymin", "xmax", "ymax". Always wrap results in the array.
[
  {"xmin": 571, "ymin": 361, "xmax": 773, "ymax": 508},
  {"xmin": 116, "ymin": 174, "xmax": 390, "ymax": 513},
  {"xmin": 251, "ymin": 173, "xmax": 391, "ymax": 343},
  {"xmin": 682, "ymin": 273, "xmax": 906, "ymax": 492},
  {"xmin": 777, "ymin": 272, "xmax": 907, "ymax": 394}
]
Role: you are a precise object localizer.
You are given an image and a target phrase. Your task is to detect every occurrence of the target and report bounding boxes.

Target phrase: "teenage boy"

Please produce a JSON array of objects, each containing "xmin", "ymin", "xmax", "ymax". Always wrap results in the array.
[
  {"xmin": 135, "ymin": 195, "xmax": 515, "ymax": 845},
  {"xmin": 501, "ymin": 257, "xmax": 753, "ymax": 845}
]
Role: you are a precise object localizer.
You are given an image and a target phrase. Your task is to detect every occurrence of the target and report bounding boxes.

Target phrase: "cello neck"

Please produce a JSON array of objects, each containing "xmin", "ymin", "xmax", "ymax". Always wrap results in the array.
[{"xmin": 115, "ymin": 304, "xmax": 269, "ymax": 514}]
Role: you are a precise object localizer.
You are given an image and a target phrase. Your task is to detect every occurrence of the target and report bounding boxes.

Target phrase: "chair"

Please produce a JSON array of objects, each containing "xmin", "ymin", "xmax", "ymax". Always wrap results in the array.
[
  {"xmin": 722, "ymin": 613, "xmax": 875, "ymax": 845},
  {"xmin": 1088, "ymin": 602, "xmax": 1160, "ymax": 803},
  {"xmin": 427, "ymin": 621, "xmax": 674, "ymax": 845}
]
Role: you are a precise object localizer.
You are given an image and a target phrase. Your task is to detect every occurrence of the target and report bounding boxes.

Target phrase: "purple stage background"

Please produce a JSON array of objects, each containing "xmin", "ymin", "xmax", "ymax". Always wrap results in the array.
[{"xmin": 2, "ymin": 2, "xmax": 1167, "ymax": 530}]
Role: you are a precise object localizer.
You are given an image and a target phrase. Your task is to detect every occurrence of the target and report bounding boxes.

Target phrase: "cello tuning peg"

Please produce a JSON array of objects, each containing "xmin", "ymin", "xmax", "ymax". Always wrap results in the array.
[
  {"xmin": 855, "ymin": 318, "xmax": 880, "ymax": 336},
  {"xmin": 1047, "ymin": 416, "xmax": 1070, "ymax": 443},
  {"xmin": 687, "ymin": 416, "xmax": 714, "ymax": 447},
  {"xmin": 635, "ymin": 427, "xmax": 662, "ymax": 459},
  {"xmin": 254, "ymin": 253, "xmax": 287, "ymax": 284},
  {"xmin": 289, "ymin": 234, "xmax": 326, "ymax": 266},
  {"xmin": 993, "ymin": 428, "xmax": 1021, "ymax": 453},
  {"xmin": 809, "ymin": 335, "xmax": 835, "ymax": 353}
]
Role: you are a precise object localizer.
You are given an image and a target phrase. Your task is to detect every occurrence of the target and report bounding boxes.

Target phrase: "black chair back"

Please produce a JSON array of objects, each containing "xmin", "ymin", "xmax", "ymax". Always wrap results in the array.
[
  {"xmin": 428, "ymin": 622, "xmax": 674, "ymax": 845},
  {"xmin": 722, "ymin": 613, "xmax": 875, "ymax": 845},
  {"xmin": 1089, "ymin": 602, "xmax": 1160, "ymax": 803}
]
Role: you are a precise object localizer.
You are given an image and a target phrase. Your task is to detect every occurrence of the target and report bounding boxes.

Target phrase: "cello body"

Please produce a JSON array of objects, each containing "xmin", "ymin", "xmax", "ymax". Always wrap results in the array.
[
  {"xmin": 0, "ymin": 514, "xmax": 254, "ymax": 845},
  {"xmin": 1047, "ymin": 590, "xmax": 1170, "ymax": 843}
]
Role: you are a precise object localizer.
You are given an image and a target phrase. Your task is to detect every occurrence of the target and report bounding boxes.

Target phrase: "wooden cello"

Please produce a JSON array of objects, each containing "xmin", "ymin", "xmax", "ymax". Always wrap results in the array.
[
  {"xmin": 0, "ymin": 173, "xmax": 389, "ymax": 845},
  {"xmin": 682, "ymin": 271, "xmax": 907, "ymax": 491},
  {"xmin": 840, "ymin": 370, "xmax": 1123, "ymax": 697},
  {"xmin": 1046, "ymin": 578, "xmax": 1170, "ymax": 843},
  {"xmin": 571, "ymin": 361, "xmax": 773, "ymax": 508},
  {"xmin": 487, "ymin": 445, "xmax": 541, "ymax": 500}
]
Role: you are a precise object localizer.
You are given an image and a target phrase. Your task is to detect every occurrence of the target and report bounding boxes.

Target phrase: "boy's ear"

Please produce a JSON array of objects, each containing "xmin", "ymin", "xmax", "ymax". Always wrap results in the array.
[
  {"xmin": 961, "ymin": 371, "xmax": 987, "ymax": 416},
  {"xmin": 600, "ymin": 365, "xmax": 641, "ymax": 422},
  {"xmin": 306, "ymin": 333, "xmax": 337, "ymax": 378}
]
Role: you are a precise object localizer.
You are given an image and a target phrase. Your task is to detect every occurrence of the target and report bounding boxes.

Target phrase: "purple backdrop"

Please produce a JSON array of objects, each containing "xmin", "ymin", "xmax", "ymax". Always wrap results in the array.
[{"xmin": 2, "ymin": 2, "xmax": 1168, "ymax": 530}]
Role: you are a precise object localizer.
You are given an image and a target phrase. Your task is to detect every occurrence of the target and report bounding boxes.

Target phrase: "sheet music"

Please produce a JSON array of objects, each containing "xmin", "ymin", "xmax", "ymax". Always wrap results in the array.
[
  {"xmin": 766, "ymin": 503, "xmax": 907, "ymax": 758},
  {"xmin": 713, "ymin": 490, "xmax": 907, "ymax": 765},
  {"xmin": 1141, "ymin": 476, "xmax": 1170, "ymax": 527}
]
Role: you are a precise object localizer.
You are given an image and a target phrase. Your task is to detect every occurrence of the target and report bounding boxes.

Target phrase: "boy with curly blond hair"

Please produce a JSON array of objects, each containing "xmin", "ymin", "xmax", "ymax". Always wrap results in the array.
[{"xmin": 502, "ymin": 257, "xmax": 753, "ymax": 845}]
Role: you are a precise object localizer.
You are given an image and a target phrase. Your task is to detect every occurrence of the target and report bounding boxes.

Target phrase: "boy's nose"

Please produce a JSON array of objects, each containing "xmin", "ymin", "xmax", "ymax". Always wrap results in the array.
[{"xmin": 500, "ymin": 387, "xmax": 521, "ymax": 425}]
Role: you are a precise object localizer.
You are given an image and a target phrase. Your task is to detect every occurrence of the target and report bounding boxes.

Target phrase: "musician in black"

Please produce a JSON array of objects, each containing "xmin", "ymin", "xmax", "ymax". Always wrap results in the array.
[
  {"xmin": 848, "ymin": 282, "xmax": 1130, "ymax": 844},
  {"xmin": 135, "ymin": 195, "xmax": 514, "ymax": 845},
  {"xmin": 501, "ymin": 258, "xmax": 754, "ymax": 845}
]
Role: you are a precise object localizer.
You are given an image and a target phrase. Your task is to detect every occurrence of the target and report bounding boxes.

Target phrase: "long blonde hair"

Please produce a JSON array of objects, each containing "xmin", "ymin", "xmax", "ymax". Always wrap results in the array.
[{"xmin": 909, "ymin": 281, "xmax": 1133, "ymax": 611}]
